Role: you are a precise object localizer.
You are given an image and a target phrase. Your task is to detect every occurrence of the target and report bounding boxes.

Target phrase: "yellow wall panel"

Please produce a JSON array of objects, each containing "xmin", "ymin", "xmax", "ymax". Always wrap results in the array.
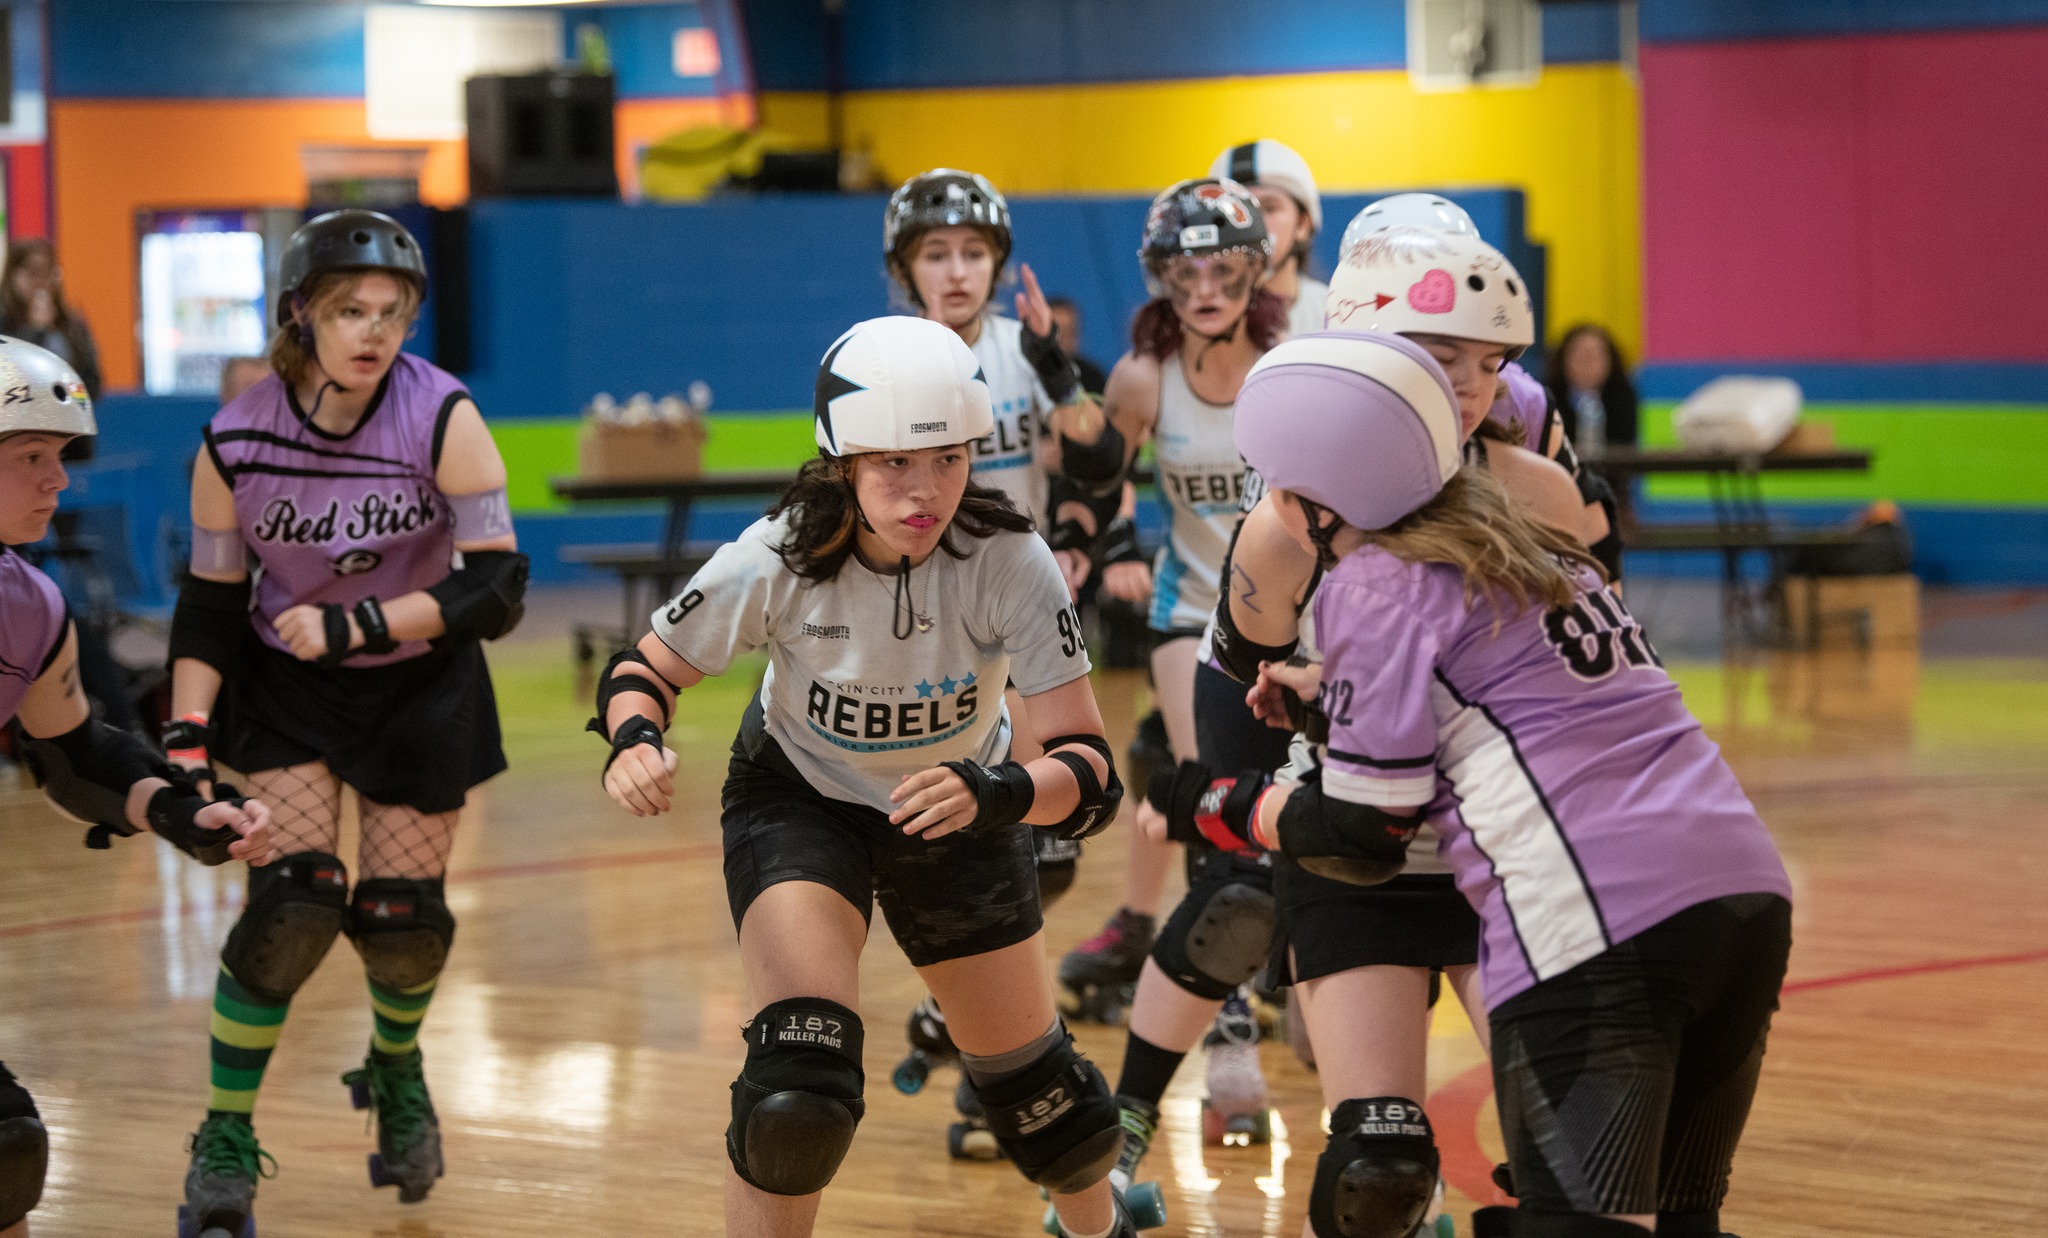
[{"xmin": 761, "ymin": 64, "xmax": 1641, "ymax": 358}]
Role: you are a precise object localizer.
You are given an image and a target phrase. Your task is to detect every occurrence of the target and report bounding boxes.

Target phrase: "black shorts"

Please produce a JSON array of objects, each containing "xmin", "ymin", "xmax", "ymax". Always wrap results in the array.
[
  {"xmin": 1272, "ymin": 861, "xmax": 1480, "ymax": 983},
  {"xmin": 1489, "ymin": 893, "xmax": 1792, "ymax": 1232},
  {"xmin": 720, "ymin": 700, "xmax": 1043, "ymax": 968},
  {"xmin": 1193, "ymin": 660, "xmax": 1294, "ymax": 773},
  {"xmin": 216, "ymin": 637, "xmax": 506, "ymax": 814}
]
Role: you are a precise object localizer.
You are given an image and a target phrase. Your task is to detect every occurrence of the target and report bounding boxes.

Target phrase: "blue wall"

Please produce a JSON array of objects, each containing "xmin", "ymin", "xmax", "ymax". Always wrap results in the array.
[
  {"xmin": 459, "ymin": 189, "xmax": 1540, "ymax": 418},
  {"xmin": 741, "ymin": 0, "xmax": 1626, "ymax": 91}
]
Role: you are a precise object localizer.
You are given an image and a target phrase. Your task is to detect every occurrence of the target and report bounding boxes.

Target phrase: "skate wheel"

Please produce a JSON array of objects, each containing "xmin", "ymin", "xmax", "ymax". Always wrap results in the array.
[
  {"xmin": 367, "ymin": 1152, "xmax": 392, "ymax": 1189},
  {"xmin": 1124, "ymin": 1181, "xmax": 1168, "ymax": 1230},
  {"xmin": 946, "ymin": 1122, "xmax": 1001, "ymax": 1161},
  {"xmin": 1433, "ymin": 1216, "xmax": 1455, "ymax": 1238},
  {"xmin": 176, "ymin": 1204, "xmax": 199, "ymax": 1238},
  {"xmin": 1039, "ymin": 1202, "xmax": 1061, "ymax": 1236},
  {"xmin": 893, "ymin": 1051, "xmax": 932, "ymax": 1096},
  {"xmin": 348, "ymin": 1077, "xmax": 371, "ymax": 1111}
]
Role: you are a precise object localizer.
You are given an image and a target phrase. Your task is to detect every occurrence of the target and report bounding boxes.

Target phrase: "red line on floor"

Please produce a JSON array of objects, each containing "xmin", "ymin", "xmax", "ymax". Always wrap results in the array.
[
  {"xmin": 0, "ymin": 841, "xmax": 724, "ymax": 940},
  {"xmin": 1429, "ymin": 943, "xmax": 2048, "ymax": 1207}
]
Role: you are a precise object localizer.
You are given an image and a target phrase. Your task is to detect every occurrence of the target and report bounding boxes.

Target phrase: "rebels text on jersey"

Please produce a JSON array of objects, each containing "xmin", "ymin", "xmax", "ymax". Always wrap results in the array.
[{"xmin": 652, "ymin": 511, "xmax": 1090, "ymax": 812}]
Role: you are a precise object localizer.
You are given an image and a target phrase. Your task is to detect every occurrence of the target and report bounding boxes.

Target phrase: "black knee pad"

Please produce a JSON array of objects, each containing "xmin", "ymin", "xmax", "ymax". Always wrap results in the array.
[
  {"xmin": 348, "ymin": 877, "xmax": 456, "ymax": 990},
  {"xmin": 972, "ymin": 1029, "xmax": 1122, "ymax": 1193},
  {"xmin": 1311, "ymin": 1098, "xmax": 1439, "ymax": 1238},
  {"xmin": 1126, "ymin": 709, "xmax": 1171, "ymax": 791},
  {"xmin": 1653, "ymin": 1213, "xmax": 1727, "ymax": 1238},
  {"xmin": 0, "ymin": 1067, "xmax": 45, "ymax": 1230},
  {"xmin": 1152, "ymin": 858, "xmax": 1276, "ymax": 1001},
  {"xmin": 222, "ymin": 851, "xmax": 350, "ymax": 1002},
  {"xmin": 728, "ymin": 998, "xmax": 865, "ymax": 1196}
]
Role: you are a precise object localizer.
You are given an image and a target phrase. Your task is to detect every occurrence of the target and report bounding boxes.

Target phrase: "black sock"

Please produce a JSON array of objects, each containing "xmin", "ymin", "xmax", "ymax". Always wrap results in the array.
[{"xmin": 1113, "ymin": 1031, "xmax": 1186, "ymax": 1106}]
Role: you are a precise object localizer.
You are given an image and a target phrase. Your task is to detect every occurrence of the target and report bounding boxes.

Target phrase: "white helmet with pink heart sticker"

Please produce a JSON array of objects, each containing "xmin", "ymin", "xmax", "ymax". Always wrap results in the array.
[{"xmin": 1322, "ymin": 226, "xmax": 1534, "ymax": 356}]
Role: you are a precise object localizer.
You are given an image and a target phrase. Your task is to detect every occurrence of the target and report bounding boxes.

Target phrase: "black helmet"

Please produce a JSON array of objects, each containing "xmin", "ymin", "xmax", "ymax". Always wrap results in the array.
[
  {"xmin": 1138, "ymin": 178, "xmax": 1270, "ymax": 292},
  {"xmin": 884, "ymin": 169, "xmax": 1013, "ymax": 274},
  {"xmin": 276, "ymin": 209, "xmax": 427, "ymax": 325}
]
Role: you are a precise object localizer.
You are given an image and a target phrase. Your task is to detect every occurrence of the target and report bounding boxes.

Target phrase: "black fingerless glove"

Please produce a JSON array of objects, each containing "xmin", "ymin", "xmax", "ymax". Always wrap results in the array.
[
  {"xmin": 600, "ymin": 714, "xmax": 665, "ymax": 780},
  {"xmin": 1019, "ymin": 320, "xmax": 1081, "ymax": 405},
  {"xmin": 941, "ymin": 758, "xmax": 1037, "ymax": 830},
  {"xmin": 142, "ymin": 783, "xmax": 241, "ymax": 867},
  {"xmin": 1147, "ymin": 760, "xmax": 1270, "ymax": 855}
]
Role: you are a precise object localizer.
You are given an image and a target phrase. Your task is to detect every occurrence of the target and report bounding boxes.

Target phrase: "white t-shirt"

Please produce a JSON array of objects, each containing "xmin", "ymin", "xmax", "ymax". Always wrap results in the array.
[
  {"xmin": 1151, "ymin": 353, "xmax": 1247, "ymax": 635},
  {"xmin": 653, "ymin": 511, "xmax": 1092, "ymax": 812},
  {"xmin": 1287, "ymin": 276, "xmax": 1330, "ymax": 338},
  {"xmin": 967, "ymin": 313, "xmax": 1055, "ymax": 527}
]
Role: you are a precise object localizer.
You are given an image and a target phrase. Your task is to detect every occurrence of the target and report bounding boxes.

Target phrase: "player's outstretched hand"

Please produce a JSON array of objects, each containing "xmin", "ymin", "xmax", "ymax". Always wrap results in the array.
[
  {"xmin": 890, "ymin": 766, "xmax": 977, "ymax": 840},
  {"xmin": 606, "ymin": 743, "xmax": 679, "ymax": 817},
  {"xmin": 1101, "ymin": 560, "xmax": 1152, "ymax": 605},
  {"xmin": 197, "ymin": 797, "xmax": 279, "ymax": 866}
]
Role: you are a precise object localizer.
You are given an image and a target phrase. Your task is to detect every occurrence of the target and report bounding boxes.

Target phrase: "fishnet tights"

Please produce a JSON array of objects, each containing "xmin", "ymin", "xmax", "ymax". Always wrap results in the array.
[{"xmin": 245, "ymin": 761, "xmax": 461, "ymax": 880}]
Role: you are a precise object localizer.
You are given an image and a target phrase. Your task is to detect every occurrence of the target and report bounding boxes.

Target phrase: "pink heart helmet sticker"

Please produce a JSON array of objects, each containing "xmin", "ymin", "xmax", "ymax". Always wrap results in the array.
[{"xmin": 1407, "ymin": 268, "xmax": 1456, "ymax": 314}]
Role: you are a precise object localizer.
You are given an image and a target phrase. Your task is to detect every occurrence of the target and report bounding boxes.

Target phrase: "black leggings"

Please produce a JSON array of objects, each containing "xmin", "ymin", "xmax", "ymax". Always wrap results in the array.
[{"xmin": 1488, "ymin": 893, "xmax": 1792, "ymax": 1235}]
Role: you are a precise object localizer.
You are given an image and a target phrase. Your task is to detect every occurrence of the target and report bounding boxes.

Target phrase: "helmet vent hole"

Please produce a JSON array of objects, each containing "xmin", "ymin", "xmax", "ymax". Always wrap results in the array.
[
  {"xmin": 352, "ymin": 230, "xmax": 372, "ymax": 244},
  {"xmin": 1467, "ymin": 275, "xmax": 1485, "ymax": 291},
  {"xmin": 395, "ymin": 235, "xmax": 412, "ymax": 249},
  {"xmin": 1506, "ymin": 279, "xmax": 1519, "ymax": 295},
  {"xmin": 52, "ymin": 384, "xmax": 69, "ymax": 402}
]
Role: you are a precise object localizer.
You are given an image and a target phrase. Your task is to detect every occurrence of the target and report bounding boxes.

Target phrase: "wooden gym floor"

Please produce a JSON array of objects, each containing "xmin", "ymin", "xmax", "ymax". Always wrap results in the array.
[{"xmin": 3, "ymin": 586, "xmax": 2045, "ymax": 1236}]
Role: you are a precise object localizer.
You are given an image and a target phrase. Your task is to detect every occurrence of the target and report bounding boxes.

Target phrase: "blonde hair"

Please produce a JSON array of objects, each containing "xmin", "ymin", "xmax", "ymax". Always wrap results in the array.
[
  {"xmin": 1361, "ymin": 468, "xmax": 1604, "ymax": 622},
  {"xmin": 266, "ymin": 271, "xmax": 422, "ymax": 387}
]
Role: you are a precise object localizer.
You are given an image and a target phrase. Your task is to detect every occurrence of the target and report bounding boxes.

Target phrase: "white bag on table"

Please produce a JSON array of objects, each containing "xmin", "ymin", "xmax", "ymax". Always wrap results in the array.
[{"xmin": 1673, "ymin": 376, "xmax": 1803, "ymax": 454}]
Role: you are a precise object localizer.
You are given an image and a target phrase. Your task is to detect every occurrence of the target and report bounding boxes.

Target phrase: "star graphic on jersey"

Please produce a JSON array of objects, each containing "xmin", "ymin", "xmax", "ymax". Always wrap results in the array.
[
  {"xmin": 938, "ymin": 675, "xmax": 958, "ymax": 696},
  {"xmin": 961, "ymin": 672, "xmax": 977, "ymax": 689},
  {"xmin": 814, "ymin": 335, "xmax": 866, "ymax": 453},
  {"xmin": 915, "ymin": 679, "xmax": 935, "ymax": 699}
]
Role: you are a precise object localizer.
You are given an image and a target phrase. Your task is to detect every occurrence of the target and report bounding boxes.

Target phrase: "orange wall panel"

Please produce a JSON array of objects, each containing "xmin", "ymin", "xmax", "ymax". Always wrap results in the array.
[{"xmin": 51, "ymin": 99, "xmax": 465, "ymax": 390}]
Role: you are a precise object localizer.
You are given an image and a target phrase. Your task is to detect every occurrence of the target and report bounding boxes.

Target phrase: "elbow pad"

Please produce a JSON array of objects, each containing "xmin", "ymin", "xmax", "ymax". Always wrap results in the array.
[
  {"xmin": 1042, "ymin": 733, "xmax": 1122, "ymax": 841},
  {"xmin": 1575, "ymin": 469, "xmax": 1624, "ymax": 581},
  {"xmin": 169, "ymin": 575, "xmax": 252, "ymax": 676},
  {"xmin": 1059, "ymin": 422, "xmax": 1127, "ymax": 484},
  {"xmin": 429, "ymin": 549, "xmax": 529, "ymax": 641},
  {"xmin": 1273, "ymin": 771, "xmax": 1417, "ymax": 886},
  {"xmin": 13, "ymin": 718, "xmax": 232, "ymax": 862}
]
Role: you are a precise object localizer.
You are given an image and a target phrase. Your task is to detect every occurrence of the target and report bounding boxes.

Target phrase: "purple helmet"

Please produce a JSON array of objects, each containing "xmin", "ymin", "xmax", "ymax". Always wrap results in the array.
[{"xmin": 1234, "ymin": 331, "xmax": 1462, "ymax": 533}]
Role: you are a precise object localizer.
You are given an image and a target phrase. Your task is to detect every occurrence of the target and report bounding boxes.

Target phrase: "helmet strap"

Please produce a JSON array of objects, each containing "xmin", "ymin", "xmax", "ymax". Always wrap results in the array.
[
  {"xmin": 1187, "ymin": 313, "xmax": 1245, "ymax": 373},
  {"xmin": 1296, "ymin": 496, "xmax": 1345, "ymax": 571},
  {"xmin": 891, "ymin": 554, "xmax": 915, "ymax": 641}
]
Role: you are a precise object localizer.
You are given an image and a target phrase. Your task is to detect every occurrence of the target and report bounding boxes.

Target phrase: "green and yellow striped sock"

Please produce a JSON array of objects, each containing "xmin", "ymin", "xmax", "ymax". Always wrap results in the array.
[
  {"xmin": 368, "ymin": 977, "xmax": 438, "ymax": 1057},
  {"xmin": 208, "ymin": 967, "xmax": 289, "ymax": 1117}
]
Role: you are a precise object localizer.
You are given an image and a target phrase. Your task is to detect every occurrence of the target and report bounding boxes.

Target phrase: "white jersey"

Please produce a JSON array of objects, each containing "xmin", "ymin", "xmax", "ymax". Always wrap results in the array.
[
  {"xmin": 1286, "ymin": 276, "xmax": 1330, "ymax": 338},
  {"xmin": 1150, "ymin": 353, "xmax": 1248, "ymax": 635},
  {"xmin": 966, "ymin": 314, "xmax": 1054, "ymax": 527},
  {"xmin": 652, "ymin": 511, "xmax": 1090, "ymax": 812}
]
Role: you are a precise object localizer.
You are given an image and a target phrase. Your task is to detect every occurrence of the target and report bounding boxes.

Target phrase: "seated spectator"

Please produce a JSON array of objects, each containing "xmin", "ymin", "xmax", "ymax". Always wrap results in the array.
[
  {"xmin": 1545, "ymin": 322, "xmax": 1638, "ymax": 457},
  {"xmin": 3, "ymin": 239, "xmax": 102, "ymax": 400},
  {"xmin": 1046, "ymin": 295, "xmax": 1108, "ymax": 397}
]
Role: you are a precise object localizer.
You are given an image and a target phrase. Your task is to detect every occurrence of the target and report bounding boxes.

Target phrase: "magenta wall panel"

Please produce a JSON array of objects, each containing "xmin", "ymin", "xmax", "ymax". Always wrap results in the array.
[{"xmin": 1642, "ymin": 26, "xmax": 2048, "ymax": 363}]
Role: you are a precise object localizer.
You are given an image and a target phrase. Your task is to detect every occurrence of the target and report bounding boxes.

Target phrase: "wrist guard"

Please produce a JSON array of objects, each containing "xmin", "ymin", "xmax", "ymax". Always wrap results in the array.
[
  {"xmin": 1147, "ymin": 760, "xmax": 1270, "ymax": 855},
  {"xmin": 1094, "ymin": 516, "xmax": 1146, "ymax": 567},
  {"xmin": 353, "ymin": 596, "xmax": 396, "ymax": 656},
  {"xmin": 588, "ymin": 647, "xmax": 680, "ymax": 738},
  {"xmin": 143, "ymin": 785, "xmax": 241, "ymax": 867},
  {"xmin": 162, "ymin": 713, "xmax": 212, "ymax": 776},
  {"xmin": 601, "ymin": 714, "xmax": 666, "ymax": 780},
  {"xmin": 1058, "ymin": 422, "xmax": 1127, "ymax": 484},
  {"xmin": 1019, "ymin": 319, "xmax": 1081, "ymax": 405},
  {"xmin": 940, "ymin": 758, "xmax": 1036, "ymax": 830},
  {"xmin": 316, "ymin": 604, "xmax": 353, "ymax": 666},
  {"xmin": 1048, "ymin": 518, "xmax": 1093, "ymax": 554}
]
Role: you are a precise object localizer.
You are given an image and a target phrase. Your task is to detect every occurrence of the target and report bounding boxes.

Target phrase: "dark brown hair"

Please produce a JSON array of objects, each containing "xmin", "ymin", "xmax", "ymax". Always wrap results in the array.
[
  {"xmin": 3, "ymin": 240, "xmax": 70, "ymax": 329},
  {"xmin": 1130, "ymin": 288, "xmax": 1288, "ymax": 361},
  {"xmin": 767, "ymin": 454, "xmax": 1036, "ymax": 581}
]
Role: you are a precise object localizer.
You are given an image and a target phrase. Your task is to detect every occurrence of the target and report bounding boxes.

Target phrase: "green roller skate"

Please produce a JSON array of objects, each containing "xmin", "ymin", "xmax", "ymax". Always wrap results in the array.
[
  {"xmin": 178, "ymin": 1113, "xmax": 274, "ymax": 1238},
  {"xmin": 342, "ymin": 1048, "xmax": 443, "ymax": 1203}
]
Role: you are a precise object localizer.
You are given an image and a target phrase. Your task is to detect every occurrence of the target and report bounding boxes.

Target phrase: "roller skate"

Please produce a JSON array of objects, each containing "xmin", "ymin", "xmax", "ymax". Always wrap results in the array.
[
  {"xmin": 177, "ymin": 1114, "xmax": 274, "ymax": 1238},
  {"xmin": 1108, "ymin": 1097, "xmax": 1158, "ymax": 1192},
  {"xmin": 1199, "ymin": 988, "xmax": 1272, "ymax": 1146},
  {"xmin": 891, "ymin": 994, "xmax": 956, "ymax": 1096},
  {"xmin": 1042, "ymin": 1181, "xmax": 1168, "ymax": 1236},
  {"xmin": 343, "ymin": 1048, "xmax": 443, "ymax": 1203},
  {"xmin": 947, "ymin": 1074, "xmax": 1002, "ymax": 1161},
  {"xmin": 1057, "ymin": 909, "xmax": 1154, "ymax": 1025}
]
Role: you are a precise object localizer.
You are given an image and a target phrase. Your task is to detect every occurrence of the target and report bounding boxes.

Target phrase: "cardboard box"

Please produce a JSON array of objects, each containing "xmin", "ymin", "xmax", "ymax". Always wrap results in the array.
[
  {"xmin": 578, "ymin": 419, "xmax": 706, "ymax": 481},
  {"xmin": 1771, "ymin": 421, "xmax": 1836, "ymax": 455},
  {"xmin": 1782, "ymin": 573, "xmax": 1919, "ymax": 648}
]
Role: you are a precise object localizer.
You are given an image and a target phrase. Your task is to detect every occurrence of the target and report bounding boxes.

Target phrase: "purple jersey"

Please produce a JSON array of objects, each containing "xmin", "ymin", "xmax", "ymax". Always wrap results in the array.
[
  {"xmin": 205, "ymin": 354, "xmax": 470, "ymax": 667},
  {"xmin": 0, "ymin": 548, "xmax": 67, "ymax": 724},
  {"xmin": 1308, "ymin": 550, "xmax": 1790, "ymax": 1010}
]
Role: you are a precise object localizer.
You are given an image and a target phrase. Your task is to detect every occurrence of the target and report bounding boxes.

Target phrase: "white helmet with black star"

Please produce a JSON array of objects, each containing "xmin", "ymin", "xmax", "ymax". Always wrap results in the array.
[{"xmin": 813, "ymin": 316, "xmax": 995, "ymax": 457}]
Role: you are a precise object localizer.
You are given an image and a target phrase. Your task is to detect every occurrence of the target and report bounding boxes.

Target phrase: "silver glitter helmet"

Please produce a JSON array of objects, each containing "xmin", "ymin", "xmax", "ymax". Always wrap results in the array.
[{"xmin": 0, "ymin": 335, "xmax": 94, "ymax": 440}]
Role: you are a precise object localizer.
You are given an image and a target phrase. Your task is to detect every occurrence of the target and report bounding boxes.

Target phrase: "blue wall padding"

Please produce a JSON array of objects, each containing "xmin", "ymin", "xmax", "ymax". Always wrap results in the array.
[
  {"xmin": 741, "ymin": 0, "xmax": 1624, "ymax": 91},
  {"xmin": 52, "ymin": 0, "xmax": 368, "ymax": 99},
  {"xmin": 1639, "ymin": 362, "xmax": 2048, "ymax": 404},
  {"xmin": 457, "ymin": 189, "xmax": 1540, "ymax": 419},
  {"xmin": 1639, "ymin": 0, "xmax": 2048, "ymax": 43}
]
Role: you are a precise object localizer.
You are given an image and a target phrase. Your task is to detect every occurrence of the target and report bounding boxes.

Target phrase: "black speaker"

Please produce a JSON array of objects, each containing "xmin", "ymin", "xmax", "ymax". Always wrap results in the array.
[{"xmin": 465, "ymin": 72, "xmax": 619, "ymax": 198}]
